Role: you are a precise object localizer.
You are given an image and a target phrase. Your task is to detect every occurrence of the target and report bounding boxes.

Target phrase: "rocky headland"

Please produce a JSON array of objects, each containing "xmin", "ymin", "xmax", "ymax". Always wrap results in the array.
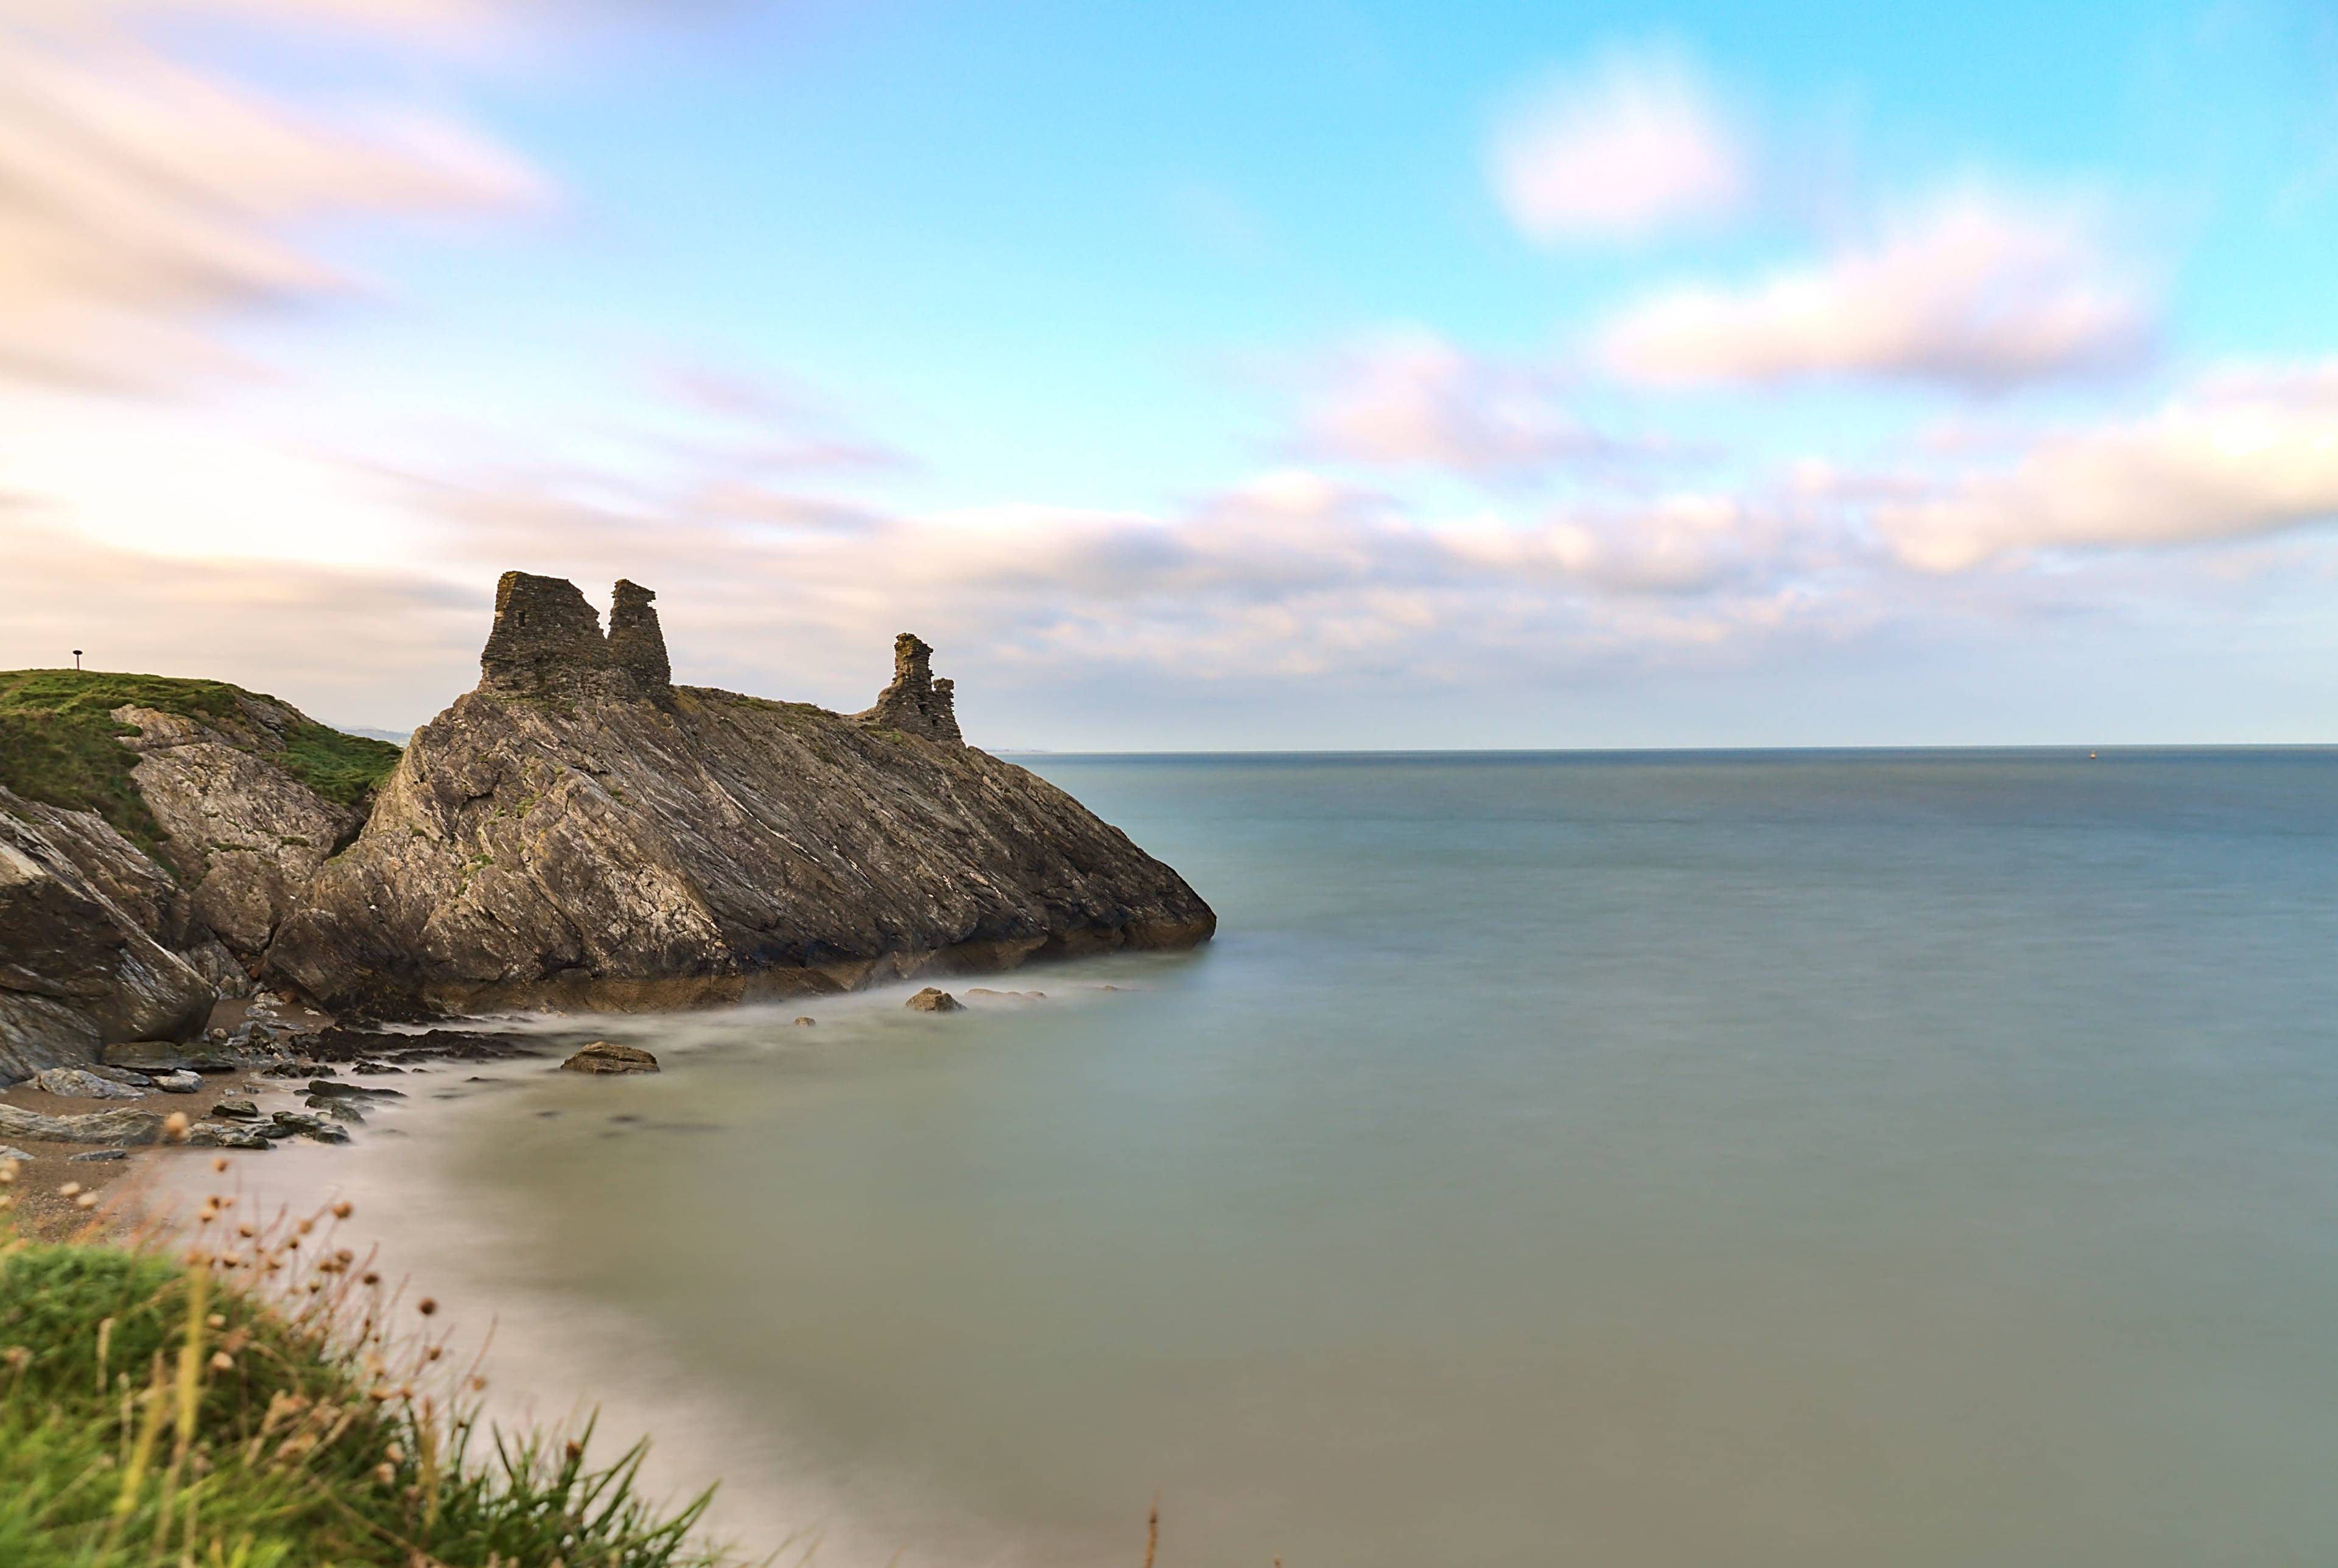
[{"xmin": 1, "ymin": 573, "xmax": 1213, "ymax": 1108}]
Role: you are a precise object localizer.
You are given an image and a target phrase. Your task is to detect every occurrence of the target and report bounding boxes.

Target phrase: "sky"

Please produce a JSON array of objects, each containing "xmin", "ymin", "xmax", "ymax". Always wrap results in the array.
[{"xmin": 2, "ymin": 0, "xmax": 2336, "ymax": 747}]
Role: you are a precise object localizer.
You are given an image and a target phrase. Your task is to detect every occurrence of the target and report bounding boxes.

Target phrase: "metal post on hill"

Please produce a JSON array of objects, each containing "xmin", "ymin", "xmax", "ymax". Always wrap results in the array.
[{"xmin": 72, "ymin": 649, "xmax": 82, "ymax": 671}]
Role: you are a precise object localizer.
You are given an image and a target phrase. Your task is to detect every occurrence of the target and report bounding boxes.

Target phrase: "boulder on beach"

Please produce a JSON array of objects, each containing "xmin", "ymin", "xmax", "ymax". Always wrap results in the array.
[
  {"xmin": 904, "ymin": 987, "xmax": 963, "ymax": 1013},
  {"xmin": 0, "ymin": 1104, "xmax": 165, "ymax": 1146},
  {"xmin": 33, "ymin": 1067, "xmax": 146, "ymax": 1099},
  {"xmin": 560, "ymin": 1041, "xmax": 661, "ymax": 1075}
]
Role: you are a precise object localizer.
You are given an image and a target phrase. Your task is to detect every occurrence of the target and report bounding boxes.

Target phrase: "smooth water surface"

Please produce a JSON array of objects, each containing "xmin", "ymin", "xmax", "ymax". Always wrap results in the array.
[{"xmin": 226, "ymin": 751, "xmax": 2338, "ymax": 1566}]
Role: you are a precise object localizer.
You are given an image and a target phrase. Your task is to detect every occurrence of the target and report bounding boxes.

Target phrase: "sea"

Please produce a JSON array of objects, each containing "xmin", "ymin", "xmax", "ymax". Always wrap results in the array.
[{"xmin": 163, "ymin": 749, "xmax": 2338, "ymax": 1567}]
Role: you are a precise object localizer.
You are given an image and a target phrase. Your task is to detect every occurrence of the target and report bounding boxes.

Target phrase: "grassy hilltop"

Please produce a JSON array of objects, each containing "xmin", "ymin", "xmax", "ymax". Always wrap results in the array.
[{"xmin": 0, "ymin": 671, "xmax": 402, "ymax": 853}]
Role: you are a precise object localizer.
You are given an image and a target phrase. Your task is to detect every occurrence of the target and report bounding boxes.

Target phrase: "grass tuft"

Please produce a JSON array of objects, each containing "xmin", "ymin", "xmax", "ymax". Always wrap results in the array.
[{"xmin": 0, "ymin": 1157, "xmax": 744, "ymax": 1568}]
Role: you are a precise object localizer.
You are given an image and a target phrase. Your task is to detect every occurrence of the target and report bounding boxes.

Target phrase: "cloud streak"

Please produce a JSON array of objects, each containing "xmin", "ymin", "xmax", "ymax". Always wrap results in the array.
[
  {"xmin": 1876, "ymin": 362, "xmax": 2338, "ymax": 569},
  {"xmin": 1296, "ymin": 329, "xmax": 1626, "ymax": 478},
  {"xmin": 1599, "ymin": 191, "xmax": 2154, "ymax": 390},
  {"xmin": 0, "ymin": 0, "xmax": 546, "ymax": 393}
]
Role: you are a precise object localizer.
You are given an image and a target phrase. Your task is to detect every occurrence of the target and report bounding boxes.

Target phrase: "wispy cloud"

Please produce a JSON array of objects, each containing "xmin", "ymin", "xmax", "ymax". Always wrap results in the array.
[
  {"xmin": 1490, "ymin": 44, "xmax": 1746, "ymax": 245},
  {"xmin": 1295, "ymin": 328, "xmax": 1626, "ymax": 478},
  {"xmin": 1598, "ymin": 189, "xmax": 2154, "ymax": 390},
  {"xmin": 0, "ymin": 0, "xmax": 546, "ymax": 393},
  {"xmin": 1876, "ymin": 360, "xmax": 2338, "ymax": 569}
]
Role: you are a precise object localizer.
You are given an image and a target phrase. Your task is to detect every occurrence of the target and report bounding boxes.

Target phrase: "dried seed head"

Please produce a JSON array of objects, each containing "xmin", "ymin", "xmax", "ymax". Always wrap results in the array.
[
  {"xmin": 331, "ymin": 1200, "xmax": 353, "ymax": 1219},
  {"xmin": 211, "ymin": 1156, "xmax": 230, "ymax": 1173},
  {"xmin": 206, "ymin": 1314, "xmax": 225, "ymax": 1329},
  {"xmin": 163, "ymin": 1112, "xmax": 190, "ymax": 1142},
  {"xmin": 373, "ymin": 1461, "xmax": 396, "ymax": 1486},
  {"xmin": 209, "ymin": 1351, "xmax": 234, "ymax": 1371},
  {"xmin": 57, "ymin": 1182, "xmax": 81, "ymax": 1199},
  {"xmin": 417, "ymin": 1298, "xmax": 438, "ymax": 1317},
  {"xmin": 74, "ymin": 1192, "xmax": 99, "ymax": 1209}
]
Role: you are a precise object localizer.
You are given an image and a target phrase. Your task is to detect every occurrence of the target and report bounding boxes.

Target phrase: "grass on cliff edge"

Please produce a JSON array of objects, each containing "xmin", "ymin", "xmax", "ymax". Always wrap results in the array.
[
  {"xmin": 0, "ymin": 1168, "xmax": 742, "ymax": 1568},
  {"xmin": 0, "ymin": 670, "xmax": 401, "ymax": 852}
]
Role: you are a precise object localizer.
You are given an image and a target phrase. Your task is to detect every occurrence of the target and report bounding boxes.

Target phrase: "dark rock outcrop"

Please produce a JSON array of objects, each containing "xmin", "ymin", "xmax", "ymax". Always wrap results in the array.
[
  {"xmin": 265, "ymin": 573, "xmax": 1213, "ymax": 1016},
  {"xmin": 0, "ymin": 787, "xmax": 214, "ymax": 1081}
]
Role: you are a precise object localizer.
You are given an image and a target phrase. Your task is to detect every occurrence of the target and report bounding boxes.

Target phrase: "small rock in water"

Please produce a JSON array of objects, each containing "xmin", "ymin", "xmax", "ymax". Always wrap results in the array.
[
  {"xmin": 303, "ymin": 1125, "xmax": 353, "ymax": 1145},
  {"xmin": 0, "ymin": 1146, "xmax": 33, "ymax": 1163},
  {"xmin": 306, "ymin": 1096, "xmax": 367, "ymax": 1124},
  {"xmin": 792, "ymin": 1016, "xmax": 817, "ymax": 1027},
  {"xmin": 211, "ymin": 1098, "xmax": 261, "ymax": 1121},
  {"xmin": 904, "ymin": 987, "xmax": 963, "ymax": 1013},
  {"xmin": 186, "ymin": 1123, "xmax": 269, "ymax": 1150},
  {"xmin": 964, "ymin": 988, "xmax": 1045, "ymax": 1004},
  {"xmin": 69, "ymin": 1148, "xmax": 128, "ymax": 1163},
  {"xmin": 153, "ymin": 1071, "xmax": 203, "ymax": 1094},
  {"xmin": 561, "ymin": 1041, "xmax": 660, "ymax": 1075},
  {"xmin": 33, "ymin": 1068, "xmax": 146, "ymax": 1100}
]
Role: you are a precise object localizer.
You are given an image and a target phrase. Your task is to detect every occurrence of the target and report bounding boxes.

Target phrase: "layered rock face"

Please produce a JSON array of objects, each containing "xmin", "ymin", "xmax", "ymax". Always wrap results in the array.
[
  {"xmin": 116, "ymin": 702, "xmax": 359, "ymax": 961},
  {"xmin": 265, "ymin": 573, "xmax": 1213, "ymax": 1015},
  {"xmin": 0, "ymin": 787, "xmax": 214, "ymax": 1079}
]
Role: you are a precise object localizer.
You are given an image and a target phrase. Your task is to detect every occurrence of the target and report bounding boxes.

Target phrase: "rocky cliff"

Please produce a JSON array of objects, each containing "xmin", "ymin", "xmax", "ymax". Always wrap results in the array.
[
  {"xmin": 264, "ymin": 573, "xmax": 1213, "ymax": 1015},
  {"xmin": 0, "ymin": 672, "xmax": 401, "ymax": 1076},
  {"xmin": 0, "ymin": 786, "xmax": 215, "ymax": 1080}
]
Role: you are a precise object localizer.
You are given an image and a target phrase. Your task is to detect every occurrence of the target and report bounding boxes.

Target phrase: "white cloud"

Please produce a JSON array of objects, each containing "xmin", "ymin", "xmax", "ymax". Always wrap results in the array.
[
  {"xmin": 0, "ymin": 0, "xmax": 546, "ymax": 392},
  {"xmin": 1876, "ymin": 362, "xmax": 2338, "ymax": 569},
  {"xmin": 1298, "ymin": 329, "xmax": 1618, "ymax": 476},
  {"xmin": 1599, "ymin": 190, "xmax": 2153, "ymax": 390},
  {"xmin": 1490, "ymin": 44, "xmax": 1746, "ymax": 244}
]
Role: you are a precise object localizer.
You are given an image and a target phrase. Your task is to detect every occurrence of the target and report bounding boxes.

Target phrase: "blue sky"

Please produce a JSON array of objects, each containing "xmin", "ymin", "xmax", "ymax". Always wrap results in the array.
[{"xmin": 4, "ymin": 0, "xmax": 2336, "ymax": 746}]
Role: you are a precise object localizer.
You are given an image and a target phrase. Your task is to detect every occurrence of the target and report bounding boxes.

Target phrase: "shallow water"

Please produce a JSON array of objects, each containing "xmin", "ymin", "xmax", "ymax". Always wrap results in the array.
[{"xmin": 165, "ymin": 751, "xmax": 2338, "ymax": 1566}]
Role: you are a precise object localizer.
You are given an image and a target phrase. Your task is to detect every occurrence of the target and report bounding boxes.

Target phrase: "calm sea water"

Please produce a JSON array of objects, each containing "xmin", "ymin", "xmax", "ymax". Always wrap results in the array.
[{"xmin": 182, "ymin": 751, "xmax": 2338, "ymax": 1566}]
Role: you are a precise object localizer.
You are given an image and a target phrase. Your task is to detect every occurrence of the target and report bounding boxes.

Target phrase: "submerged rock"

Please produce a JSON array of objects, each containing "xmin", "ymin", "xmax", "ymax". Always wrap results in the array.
[
  {"xmin": 186, "ymin": 1121, "xmax": 269, "ymax": 1150},
  {"xmin": 264, "ymin": 572, "xmax": 1213, "ymax": 1017},
  {"xmin": 904, "ymin": 987, "xmax": 963, "ymax": 1013},
  {"xmin": 561, "ymin": 1041, "xmax": 660, "ymax": 1075}
]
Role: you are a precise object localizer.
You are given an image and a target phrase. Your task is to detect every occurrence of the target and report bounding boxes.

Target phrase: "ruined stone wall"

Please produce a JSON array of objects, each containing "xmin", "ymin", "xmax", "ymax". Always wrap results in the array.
[
  {"xmin": 607, "ymin": 579, "xmax": 672, "ymax": 690},
  {"xmin": 856, "ymin": 632, "xmax": 963, "ymax": 744},
  {"xmin": 478, "ymin": 573, "xmax": 673, "ymax": 701}
]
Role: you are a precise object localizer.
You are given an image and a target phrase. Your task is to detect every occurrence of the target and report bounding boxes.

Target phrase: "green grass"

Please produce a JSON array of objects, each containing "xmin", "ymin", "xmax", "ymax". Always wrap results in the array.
[
  {"xmin": 0, "ymin": 1184, "xmax": 742, "ymax": 1568},
  {"xmin": 0, "ymin": 671, "xmax": 401, "ymax": 850}
]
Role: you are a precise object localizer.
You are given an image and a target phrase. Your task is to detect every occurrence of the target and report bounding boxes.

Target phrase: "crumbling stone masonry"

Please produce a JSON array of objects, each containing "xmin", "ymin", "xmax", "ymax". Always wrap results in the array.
[
  {"xmin": 479, "ymin": 572, "xmax": 676, "ymax": 702},
  {"xmin": 855, "ymin": 632, "xmax": 963, "ymax": 744}
]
